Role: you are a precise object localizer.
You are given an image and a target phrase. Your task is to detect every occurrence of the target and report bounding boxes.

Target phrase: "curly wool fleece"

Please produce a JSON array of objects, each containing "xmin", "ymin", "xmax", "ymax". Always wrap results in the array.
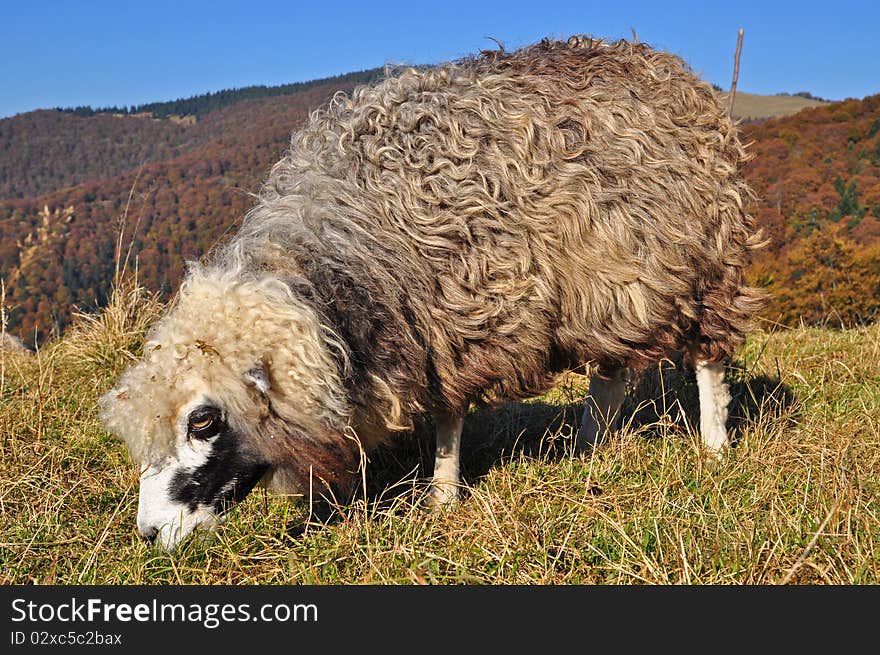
[{"xmin": 100, "ymin": 35, "xmax": 765, "ymax": 495}]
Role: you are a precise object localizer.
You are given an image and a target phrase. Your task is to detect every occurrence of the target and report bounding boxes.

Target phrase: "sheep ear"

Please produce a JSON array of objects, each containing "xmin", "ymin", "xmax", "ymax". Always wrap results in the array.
[{"xmin": 244, "ymin": 363, "xmax": 271, "ymax": 396}]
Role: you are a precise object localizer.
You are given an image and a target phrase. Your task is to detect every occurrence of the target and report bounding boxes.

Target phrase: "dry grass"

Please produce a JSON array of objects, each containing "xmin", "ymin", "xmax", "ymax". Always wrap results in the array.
[
  {"xmin": 1, "ymin": 282, "xmax": 878, "ymax": 584},
  {"xmin": 55, "ymin": 275, "xmax": 163, "ymax": 373}
]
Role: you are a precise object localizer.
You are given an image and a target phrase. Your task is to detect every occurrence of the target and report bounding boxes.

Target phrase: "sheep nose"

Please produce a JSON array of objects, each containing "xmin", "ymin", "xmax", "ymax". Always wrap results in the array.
[{"xmin": 140, "ymin": 526, "xmax": 158, "ymax": 544}]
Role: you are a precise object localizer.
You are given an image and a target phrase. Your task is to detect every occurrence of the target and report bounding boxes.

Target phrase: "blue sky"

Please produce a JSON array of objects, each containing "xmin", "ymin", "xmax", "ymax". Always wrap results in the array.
[{"xmin": 1, "ymin": 1, "xmax": 877, "ymax": 118}]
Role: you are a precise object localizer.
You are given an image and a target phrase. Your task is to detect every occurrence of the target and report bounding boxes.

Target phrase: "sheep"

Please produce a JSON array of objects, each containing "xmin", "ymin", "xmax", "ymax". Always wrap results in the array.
[{"xmin": 98, "ymin": 35, "xmax": 766, "ymax": 550}]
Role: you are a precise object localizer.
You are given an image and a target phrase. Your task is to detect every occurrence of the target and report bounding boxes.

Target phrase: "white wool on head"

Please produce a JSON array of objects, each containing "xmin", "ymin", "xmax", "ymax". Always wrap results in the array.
[{"xmin": 98, "ymin": 264, "xmax": 351, "ymax": 464}]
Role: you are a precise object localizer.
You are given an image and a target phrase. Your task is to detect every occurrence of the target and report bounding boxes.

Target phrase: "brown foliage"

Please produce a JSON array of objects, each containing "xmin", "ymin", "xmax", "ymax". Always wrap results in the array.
[
  {"xmin": 0, "ymin": 83, "xmax": 358, "ymax": 344},
  {"xmin": 1, "ymin": 75, "xmax": 879, "ymax": 344},
  {"xmin": 753, "ymin": 224, "xmax": 880, "ymax": 326},
  {"xmin": 743, "ymin": 93, "xmax": 880, "ymax": 326}
]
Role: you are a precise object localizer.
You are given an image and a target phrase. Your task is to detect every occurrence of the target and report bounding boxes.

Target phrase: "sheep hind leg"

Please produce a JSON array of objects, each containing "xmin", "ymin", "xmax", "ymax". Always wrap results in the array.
[
  {"xmin": 577, "ymin": 367, "xmax": 628, "ymax": 452},
  {"xmin": 428, "ymin": 410, "xmax": 464, "ymax": 507},
  {"xmin": 692, "ymin": 354, "xmax": 731, "ymax": 456}
]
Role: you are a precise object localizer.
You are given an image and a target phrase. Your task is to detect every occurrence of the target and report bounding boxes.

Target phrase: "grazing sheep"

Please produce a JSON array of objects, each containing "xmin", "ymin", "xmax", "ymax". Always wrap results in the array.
[{"xmin": 99, "ymin": 35, "xmax": 765, "ymax": 550}]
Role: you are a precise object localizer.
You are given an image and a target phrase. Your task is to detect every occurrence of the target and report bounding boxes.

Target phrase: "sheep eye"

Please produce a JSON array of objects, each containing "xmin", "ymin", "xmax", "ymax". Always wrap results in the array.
[
  {"xmin": 188, "ymin": 406, "xmax": 221, "ymax": 438},
  {"xmin": 191, "ymin": 416, "xmax": 213, "ymax": 430}
]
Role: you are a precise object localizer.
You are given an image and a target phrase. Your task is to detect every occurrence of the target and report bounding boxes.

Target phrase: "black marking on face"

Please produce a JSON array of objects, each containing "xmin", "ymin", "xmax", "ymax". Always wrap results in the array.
[{"xmin": 170, "ymin": 405, "xmax": 269, "ymax": 514}]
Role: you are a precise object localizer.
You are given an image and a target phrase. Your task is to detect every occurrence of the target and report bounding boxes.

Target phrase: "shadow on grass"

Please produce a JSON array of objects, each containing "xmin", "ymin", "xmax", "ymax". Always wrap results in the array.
[
  {"xmin": 285, "ymin": 355, "xmax": 796, "ymax": 536},
  {"xmin": 623, "ymin": 352, "xmax": 797, "ymax": 444}
]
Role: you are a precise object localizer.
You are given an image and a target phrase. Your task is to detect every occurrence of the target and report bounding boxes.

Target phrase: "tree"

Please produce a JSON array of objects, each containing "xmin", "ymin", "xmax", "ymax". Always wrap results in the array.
[
  {"xmin": 829, "ymin": 175, "xmax": 863, "ymax": 222},
  {"xmin": 764, "ymin": 225, "xmax": 880, "ymax": 326}
]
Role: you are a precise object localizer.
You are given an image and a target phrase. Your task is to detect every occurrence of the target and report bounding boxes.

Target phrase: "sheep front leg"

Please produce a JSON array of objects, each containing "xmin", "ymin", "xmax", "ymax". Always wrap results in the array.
[
  {"xmin": 694, "ymin": 359, "xmax": 731, "ymax": 454},
  {"xmin": 577, "ymin": 367, "xmax": 628, "ymax": 451},
  {"xmin": 428, "ymin": 410, "xmax": 464, "ymax": 506}
]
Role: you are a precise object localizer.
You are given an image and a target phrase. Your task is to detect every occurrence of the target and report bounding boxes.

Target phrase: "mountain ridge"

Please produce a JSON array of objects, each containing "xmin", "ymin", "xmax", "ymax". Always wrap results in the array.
[{"xmin": 51, "ymin": 67, "xmax": 384, "ymax": 120}]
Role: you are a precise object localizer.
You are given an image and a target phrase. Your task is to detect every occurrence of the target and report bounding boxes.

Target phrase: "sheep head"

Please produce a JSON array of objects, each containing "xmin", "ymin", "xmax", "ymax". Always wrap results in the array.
[{"xmin": 98, "ymin": 267, "xmax": 357, "ymax": 550}]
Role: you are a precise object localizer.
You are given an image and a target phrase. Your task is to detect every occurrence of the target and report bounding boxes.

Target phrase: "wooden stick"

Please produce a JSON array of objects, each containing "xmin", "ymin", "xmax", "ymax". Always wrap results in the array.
[{"xmin": 728, "ymin": 28, "xmax": 744, "ymax": 116}]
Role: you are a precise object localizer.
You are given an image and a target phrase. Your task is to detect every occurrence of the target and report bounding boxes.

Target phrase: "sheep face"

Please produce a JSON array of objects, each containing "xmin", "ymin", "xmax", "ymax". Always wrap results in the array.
[
  {"xmin": 98, "ymin": 343, "xmax": 276, "ymax": 551},
  {"xmin": 99, "ymin": 269, "xmax": 361, "ymax": 550},
  {"xmin": 134, "ymin": 396, "xmax": 270, "ymax": 550}
]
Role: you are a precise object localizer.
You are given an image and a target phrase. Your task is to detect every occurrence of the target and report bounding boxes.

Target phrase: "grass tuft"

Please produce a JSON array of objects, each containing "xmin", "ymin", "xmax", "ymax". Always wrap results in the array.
[{"xmin": 55, "ymin": 274, "xmax": 163, "ymax": 374}]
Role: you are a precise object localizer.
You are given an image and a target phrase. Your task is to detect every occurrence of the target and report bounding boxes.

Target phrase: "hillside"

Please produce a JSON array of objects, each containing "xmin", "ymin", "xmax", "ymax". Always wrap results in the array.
[
  {"xmin": 0, "ymin": 110, "xmax": 193, "ymax": 199},
  {"xmin": 2, "ymin": 284, "xmax": 878, "ymax": 583},
  {"xmin": 741, "ymin": 94, "xmax": 880, "ymax": 325},
  {"xmin": 726, "ymin": 91, "xmax": 830, "ymax": 121},
  {"xmin": 2, "ymin": 67, "xmax": 879, "ymax": 587},
  {"xmin": 0, "ymin": 78, "xmax": 372, "ymax": 342},
  {"xmin": 0, "ymin": 68, "xmax": 382, "ymax": 202},
  {"xmin": 57, "ymin": 68, "xmax": 382, "ymax": 120},
  {"xmin": 0, "ymin": 71, "xmax": 878, "ymax": 343}
]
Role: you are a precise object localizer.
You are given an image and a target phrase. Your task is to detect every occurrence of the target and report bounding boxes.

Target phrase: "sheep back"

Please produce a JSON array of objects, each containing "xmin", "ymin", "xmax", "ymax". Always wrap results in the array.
[{"xmin": 216, "ymin": 35, "xmax": 765, "ymax": 435}]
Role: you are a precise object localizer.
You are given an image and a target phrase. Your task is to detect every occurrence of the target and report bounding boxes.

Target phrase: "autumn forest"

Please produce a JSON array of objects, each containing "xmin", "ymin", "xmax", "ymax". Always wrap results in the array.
[{"xmin": 1, "ymin": 71, "xmax": 879, "ymax": 346}]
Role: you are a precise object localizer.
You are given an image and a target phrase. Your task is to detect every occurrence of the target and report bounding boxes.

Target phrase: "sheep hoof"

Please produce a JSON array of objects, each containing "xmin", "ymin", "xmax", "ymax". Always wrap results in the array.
[
  {"xmin": 426, "ymin": 482, "xmax": 460, "ymax": 509},
  {"xmin": 701, "ymin": 444, "xmax": 727, "ymax": 466}
]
